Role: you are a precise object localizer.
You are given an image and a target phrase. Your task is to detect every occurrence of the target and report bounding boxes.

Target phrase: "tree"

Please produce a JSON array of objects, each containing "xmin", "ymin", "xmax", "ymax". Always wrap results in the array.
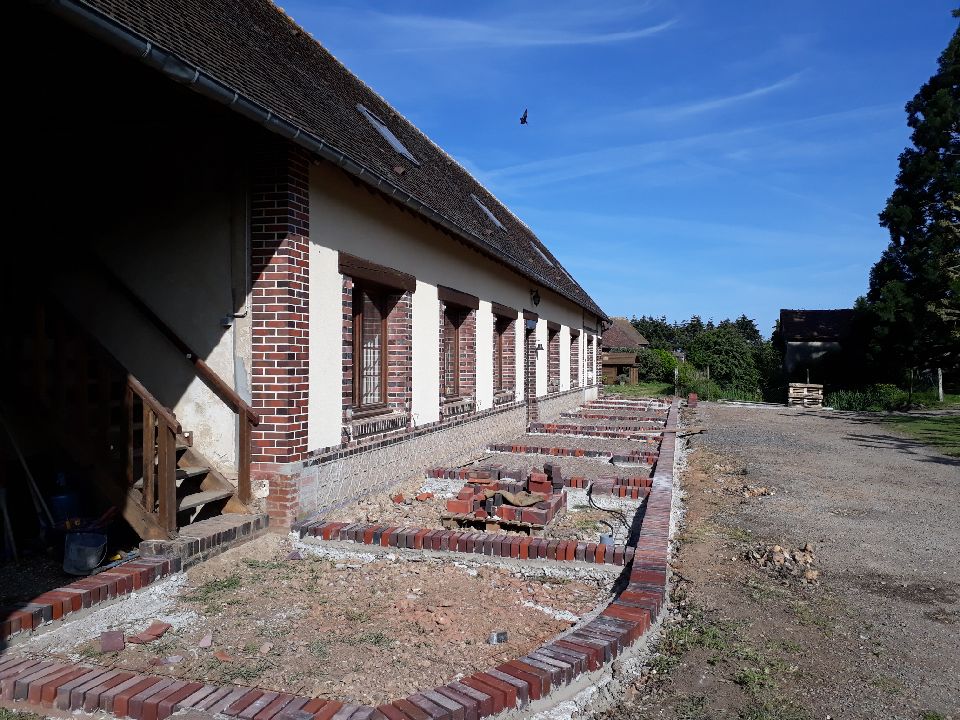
[
  {"xmin": 687, "ymin": 325, "xmax": 760, "ymax": 393},
  {"xmin": 868, "ymin": 12, "xmax": 960, "ymax": 376}
]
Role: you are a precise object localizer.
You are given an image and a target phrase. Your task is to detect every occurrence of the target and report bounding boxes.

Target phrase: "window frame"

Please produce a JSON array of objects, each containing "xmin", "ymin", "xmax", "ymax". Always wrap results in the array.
[{"xmin": 352, "ymin": 282, "xmax": 390, "ymax": 416}]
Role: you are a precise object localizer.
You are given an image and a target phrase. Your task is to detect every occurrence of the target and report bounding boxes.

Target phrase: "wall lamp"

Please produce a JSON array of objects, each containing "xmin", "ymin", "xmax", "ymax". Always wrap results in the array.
[{"xmin": 529, "ymin": 289, "xmax": 541, "ymax": 306}]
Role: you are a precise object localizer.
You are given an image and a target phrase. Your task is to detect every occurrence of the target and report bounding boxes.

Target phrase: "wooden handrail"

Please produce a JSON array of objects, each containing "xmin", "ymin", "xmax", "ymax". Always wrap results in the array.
[
  {"xmin": 93, "ymin": 262, "xmax": 260, "ymax": 426},
  {"xmin": 127, "ymin": 374, "xmax": 181, "ymax": 433}
]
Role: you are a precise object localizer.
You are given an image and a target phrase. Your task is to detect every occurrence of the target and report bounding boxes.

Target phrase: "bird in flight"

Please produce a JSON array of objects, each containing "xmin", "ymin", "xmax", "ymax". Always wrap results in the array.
[{"xmin": 520, "ymin": 108, "xmax": 528, "ymax": 125}]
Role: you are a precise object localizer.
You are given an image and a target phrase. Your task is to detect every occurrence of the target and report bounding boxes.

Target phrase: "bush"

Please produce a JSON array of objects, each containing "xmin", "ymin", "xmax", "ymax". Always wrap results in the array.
[
  {"xmin": 634, "ymin": 347, "xmax": 680, "ymax": 383},
  {"xmin": 826, "ymin": 384, "xmax": 910, "ymax": 411}
]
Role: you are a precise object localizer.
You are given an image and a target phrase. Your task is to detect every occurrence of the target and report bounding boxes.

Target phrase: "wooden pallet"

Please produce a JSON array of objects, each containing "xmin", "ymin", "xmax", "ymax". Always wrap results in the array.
[{"xmin": 788, "ymin": 383, "xmax": 824, "ymax": 408}]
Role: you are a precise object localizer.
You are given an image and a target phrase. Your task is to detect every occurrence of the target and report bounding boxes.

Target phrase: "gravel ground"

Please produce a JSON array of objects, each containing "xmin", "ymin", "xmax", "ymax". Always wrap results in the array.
[{"xmin": 603, "ymin": 402, "xmax": 959, "ymax": 720}]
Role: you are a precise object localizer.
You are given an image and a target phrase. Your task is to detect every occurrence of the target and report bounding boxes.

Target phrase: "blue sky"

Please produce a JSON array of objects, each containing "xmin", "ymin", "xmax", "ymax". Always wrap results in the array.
[{"xmin": 283, "ymin": 1, "xmax": 957, "ymax": 336}]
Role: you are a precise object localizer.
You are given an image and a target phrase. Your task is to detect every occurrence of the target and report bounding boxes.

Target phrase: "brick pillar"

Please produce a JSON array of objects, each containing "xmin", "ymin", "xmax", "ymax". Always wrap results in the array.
[
  {"xmin": 250, "ymin": 139, "xmax": 310, "ymax": 530},
  {"xmin": 525, "ymin": 322, "xmax": 539, "ymax": 424},
  {"xmin": 571, "ymin": 334, "xmax": 580, "ymax": 388}
]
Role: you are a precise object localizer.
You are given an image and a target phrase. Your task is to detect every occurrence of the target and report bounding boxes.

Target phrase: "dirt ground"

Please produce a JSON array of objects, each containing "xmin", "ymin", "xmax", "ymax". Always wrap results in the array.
[
  {"xmin": 594, "ymin": 403, "xmax": 959, "ymax": 720},
  {"xmin": 20, "ymin": 534, "xmax": 609, "ymax": 706},
  {"xmin": 327, "ymin": 455, "xmax": 644, "ymax": 545}
]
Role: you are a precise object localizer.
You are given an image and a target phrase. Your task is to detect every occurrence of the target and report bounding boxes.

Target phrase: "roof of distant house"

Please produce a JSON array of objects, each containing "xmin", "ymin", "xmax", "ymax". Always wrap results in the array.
[
  {"xmin": 48, "ymin": 0, "xmax": 606, "ymax": 320},
  {"xmin": 779, "ymin": 309, "xmax": 855, "ymax": 342},
  {"xmin": 602, "ymin": 317, "xmax": 649, "ymax": 349}
]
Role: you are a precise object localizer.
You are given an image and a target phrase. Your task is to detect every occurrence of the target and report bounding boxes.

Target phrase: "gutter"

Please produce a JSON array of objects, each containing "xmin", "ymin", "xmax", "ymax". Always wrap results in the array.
[{"xmin": 43, "ymin": 0, "xmax": 609, "ymax": 323}]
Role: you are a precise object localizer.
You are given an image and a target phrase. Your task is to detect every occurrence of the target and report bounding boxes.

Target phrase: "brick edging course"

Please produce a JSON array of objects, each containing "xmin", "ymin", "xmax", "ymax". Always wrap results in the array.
[
  {"xmin": 1, "ymin": 398, "xmax": 680, "ymax": 720},
  {"xmin": 1, "ymin": 556, "xmax": 178, "ymax": 645}
]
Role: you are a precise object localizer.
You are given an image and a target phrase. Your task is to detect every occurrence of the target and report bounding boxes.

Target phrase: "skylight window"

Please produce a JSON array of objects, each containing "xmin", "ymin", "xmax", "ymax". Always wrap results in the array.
[
  {"xmin": 470, "ymin": 194, "xmax": 505, "ymax": 231},
  {"xmin": 532, "ymin": 243, "xmax": 555, "ymax": 267},
  {"xmin": 356, "ymin": 104, "xmax": 419, "ymax": 165}
]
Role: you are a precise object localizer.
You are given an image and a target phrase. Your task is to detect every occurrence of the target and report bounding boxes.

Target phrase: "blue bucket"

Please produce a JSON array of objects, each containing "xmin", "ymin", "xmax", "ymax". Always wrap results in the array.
[{"xmin": 63, "ymin": 532, "xmax": 107, "ymax": 575}]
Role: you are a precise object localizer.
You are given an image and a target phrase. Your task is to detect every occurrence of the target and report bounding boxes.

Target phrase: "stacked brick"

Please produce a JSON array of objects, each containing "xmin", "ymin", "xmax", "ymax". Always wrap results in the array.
[
  {"xmin": 300, "ymin": 521, "xmax": 635, "ymax": 566},
  {"xmin": 425, "ymin": 464, "xmax": 652, "ymax": 499},
  {"xmin": 444, "ymin": 471, "xmax": 567, "ymax": 526},
  {"xmin": 487, "ymin": 442, "xmax": 659, "ymax": 464},
  {"xmin": 528, "ymin": 422, "xmax": 662, "ymax": 440}
]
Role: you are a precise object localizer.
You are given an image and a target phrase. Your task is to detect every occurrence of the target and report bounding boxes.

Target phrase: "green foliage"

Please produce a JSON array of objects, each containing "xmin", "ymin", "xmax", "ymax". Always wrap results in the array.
[
  {"xmin": 826, "ymin": 384, "xmax": 910, "ymax": 411},
  {"xmin": 864, "ymin": 17, "xmax": 960, "ymax": 377},
  {"xmin": 688, "ymin": 325, "xmax": 761, "ymax": 393},
  {"xmin": 634, "ymin": 347, "xmax": 680, "ymax": 382},
  {"xmin": 628, "ymin": 313, "xmax": 782, "ymax": 400}
]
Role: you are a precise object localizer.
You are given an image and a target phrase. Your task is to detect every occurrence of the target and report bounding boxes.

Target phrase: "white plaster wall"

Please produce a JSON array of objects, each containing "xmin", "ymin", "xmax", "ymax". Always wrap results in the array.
[
  {"xmin": 308, "ymin": 245, "xmax": 343, "ymax": 449},
  {"xmin": 476, "ymin": 301, "xmax": 494, "ymax": 412},
  {"xmin": 412, "ymin": 282, "xmax": 441, "ymax": 425},
  {"xmin": 49, "ymin": 134, "xmax": 247, "ymax": 475},
  {"xmin": 560, "ymin": 325, "xmax": 571, "ymax": 392},
  {"xmin": 308, "ymin": 161, "xmax": 592, "ymax": 446},
  {"xmin": 535, "ymin": 319, "xmax": 548, "ymax": 397}
]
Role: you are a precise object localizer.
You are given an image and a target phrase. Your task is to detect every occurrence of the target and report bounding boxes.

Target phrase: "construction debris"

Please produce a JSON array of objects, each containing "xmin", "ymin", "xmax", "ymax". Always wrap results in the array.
[
  {"xmin": 747, "ymin": 542, "xmax": 819, "ymax": 583},
  {"xmin": 126, "ymin": 620, "xmax": 171, "ymax": 644}
]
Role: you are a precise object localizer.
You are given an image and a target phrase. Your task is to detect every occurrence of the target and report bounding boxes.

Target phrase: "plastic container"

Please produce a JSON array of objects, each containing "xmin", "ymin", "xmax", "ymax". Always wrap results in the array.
[{"xmin": 63, "ymin": 532, "xmax": 108, "ymax": 575}]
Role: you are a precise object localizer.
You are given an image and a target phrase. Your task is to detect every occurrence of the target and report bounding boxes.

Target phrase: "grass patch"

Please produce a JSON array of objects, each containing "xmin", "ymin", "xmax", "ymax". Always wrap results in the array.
[
  {"xmin": 0, "ymin": 709, "xmax": 47, "ymax": 720},
  {"xmin": 603, "ymin": 381, "xmax": 674, "ymax": 398},
  {"xmin": 880, "ymin": 414, "xmax": 960, "ymax": 457},
  {"xmin": 675, "ymin": 695, "xmax": 708, "ymax": 720},
  {"xmin": 185, "ymin": 573, "xmax": 243, "ymax": 612}
]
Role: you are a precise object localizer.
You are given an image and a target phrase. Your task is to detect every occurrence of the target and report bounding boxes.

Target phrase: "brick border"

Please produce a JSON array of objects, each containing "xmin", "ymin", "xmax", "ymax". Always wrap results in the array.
[
  {"xmin": 1, "ymin": 557, "xmax": 178, "ymax": 646},
  {"xmin": 486, "ymin": 443, "xmax": 659, "ymax": 464},
  {"xmin": 1, "ymin": 398, "xmax": 680, "ymax": 720}
]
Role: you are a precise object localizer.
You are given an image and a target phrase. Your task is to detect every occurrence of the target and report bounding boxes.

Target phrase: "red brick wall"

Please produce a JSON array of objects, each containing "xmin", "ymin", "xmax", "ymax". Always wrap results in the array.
[
  {"xmin": 493, "ymin": 317, "xmax": 516, "ymax": 393},
  {"xmin": 251, "ymin": 140, "xmax": 310, "ymax": 469},
  {"xmin": 570, "ymin": 334, "xmax": 578, "ymax": 387},
  {"xmin": 250, "ymin": 140, "xmax": 310, "ymax": 530},
  {"xmin": 587, "ymin": 334, "xmax": 596, "ymax": 385},
  {"xmin": 525, "ymin": 324, "xmax": 539, "ymax": 423},
  {"xmin": 387, "ymin": 292, "xmax": 413, "ymax": 412},
  {"xmin": 547, "ymin": 328, "xmax": 560, "ymax": 392}
]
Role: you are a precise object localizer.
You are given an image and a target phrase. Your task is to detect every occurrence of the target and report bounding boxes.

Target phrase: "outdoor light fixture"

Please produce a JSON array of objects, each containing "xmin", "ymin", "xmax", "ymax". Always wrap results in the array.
[
  {"xmin": 529, "ymin": 289, "xmax": 541, "ymax": 306},
  {"xmin": 536, "ymin": 343, "xmax": 544, "ymax": 351}
]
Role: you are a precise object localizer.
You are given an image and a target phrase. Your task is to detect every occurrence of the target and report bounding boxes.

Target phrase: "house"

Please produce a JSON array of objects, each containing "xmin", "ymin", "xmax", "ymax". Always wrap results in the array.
[
  {"xmin": 779, "ymin": 309, "xmax": 855, "ymax": 378},
  {"xmin": 601, "ymin": 318, "xmax": 650, "ymax": 384},
  {"xmin": 3, "ymin": 0, "xmax": 607, "ymax": 540}
]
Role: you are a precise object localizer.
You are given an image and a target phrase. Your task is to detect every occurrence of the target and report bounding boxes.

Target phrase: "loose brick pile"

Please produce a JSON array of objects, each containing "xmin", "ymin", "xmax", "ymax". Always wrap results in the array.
[
  {"xmin": 1, "ymin": 397, "xmax": 680, "ymax": 720},
  {"xmin": 445, "ymin": 468, "xmax": 566, "ymax": 526}
]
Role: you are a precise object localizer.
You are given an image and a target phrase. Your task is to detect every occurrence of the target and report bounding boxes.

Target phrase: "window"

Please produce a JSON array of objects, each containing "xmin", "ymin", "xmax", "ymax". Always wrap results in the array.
[
  {"xmin": 442, "ymin": 306, "xmax": 465, "ymax": 398},
  {"xmin": 356, "ymin": 104, "xmax": 419, "ymax": 165},
  {"xmin": 353, "ymin": 285, "xmax": 388, "ymax": 411},
  {"xmin": 470, "ymin": 194, "xmax": 505, "ymax": 230}
]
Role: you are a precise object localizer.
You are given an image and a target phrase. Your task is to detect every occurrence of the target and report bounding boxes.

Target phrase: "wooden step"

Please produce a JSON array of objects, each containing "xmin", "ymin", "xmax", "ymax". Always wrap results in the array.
[
  {"xmin": 133, "ymin": 466, "xmax": 209, "ymax": 491},
  {"xmin": 177, "ymin": 466, "xmax": 208, "ymax": 481},
  {"xmin": 177, "ymin": 489, "xmax": 234, "ymax": 511}
]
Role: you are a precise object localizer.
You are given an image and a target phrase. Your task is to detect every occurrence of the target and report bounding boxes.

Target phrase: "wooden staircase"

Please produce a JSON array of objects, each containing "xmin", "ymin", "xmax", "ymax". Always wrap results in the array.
[{"xmin": 0, "ymin": 300, "xmax": 255, "ymax": 541}]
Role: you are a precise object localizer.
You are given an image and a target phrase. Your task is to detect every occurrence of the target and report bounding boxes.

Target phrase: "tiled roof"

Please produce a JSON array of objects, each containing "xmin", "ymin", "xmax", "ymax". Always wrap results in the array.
[
  {"xmin": 59, "ymin": 0, "xmax": 606, "ymax": 319},
  {"xmin": 779, "ymin": 309, "xmax": 855, "ymax": 341},
  {"xmin": 602, "ymin": 317, "xmax": 649, "ymax": 349}
]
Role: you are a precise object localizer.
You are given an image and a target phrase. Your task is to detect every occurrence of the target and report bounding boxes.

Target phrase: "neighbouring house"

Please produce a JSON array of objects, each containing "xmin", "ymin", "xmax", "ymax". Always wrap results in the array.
[
  {"xmin": 2, "ymin": 0, "xmax": 607, "ymax": 541},
  {"xmin": 779, "ymin": 309, "xmax": 855, "ymax": 379},
  {"xmin": 601, "ymin": 318, "xmax": 650, "ymax": 384}
]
